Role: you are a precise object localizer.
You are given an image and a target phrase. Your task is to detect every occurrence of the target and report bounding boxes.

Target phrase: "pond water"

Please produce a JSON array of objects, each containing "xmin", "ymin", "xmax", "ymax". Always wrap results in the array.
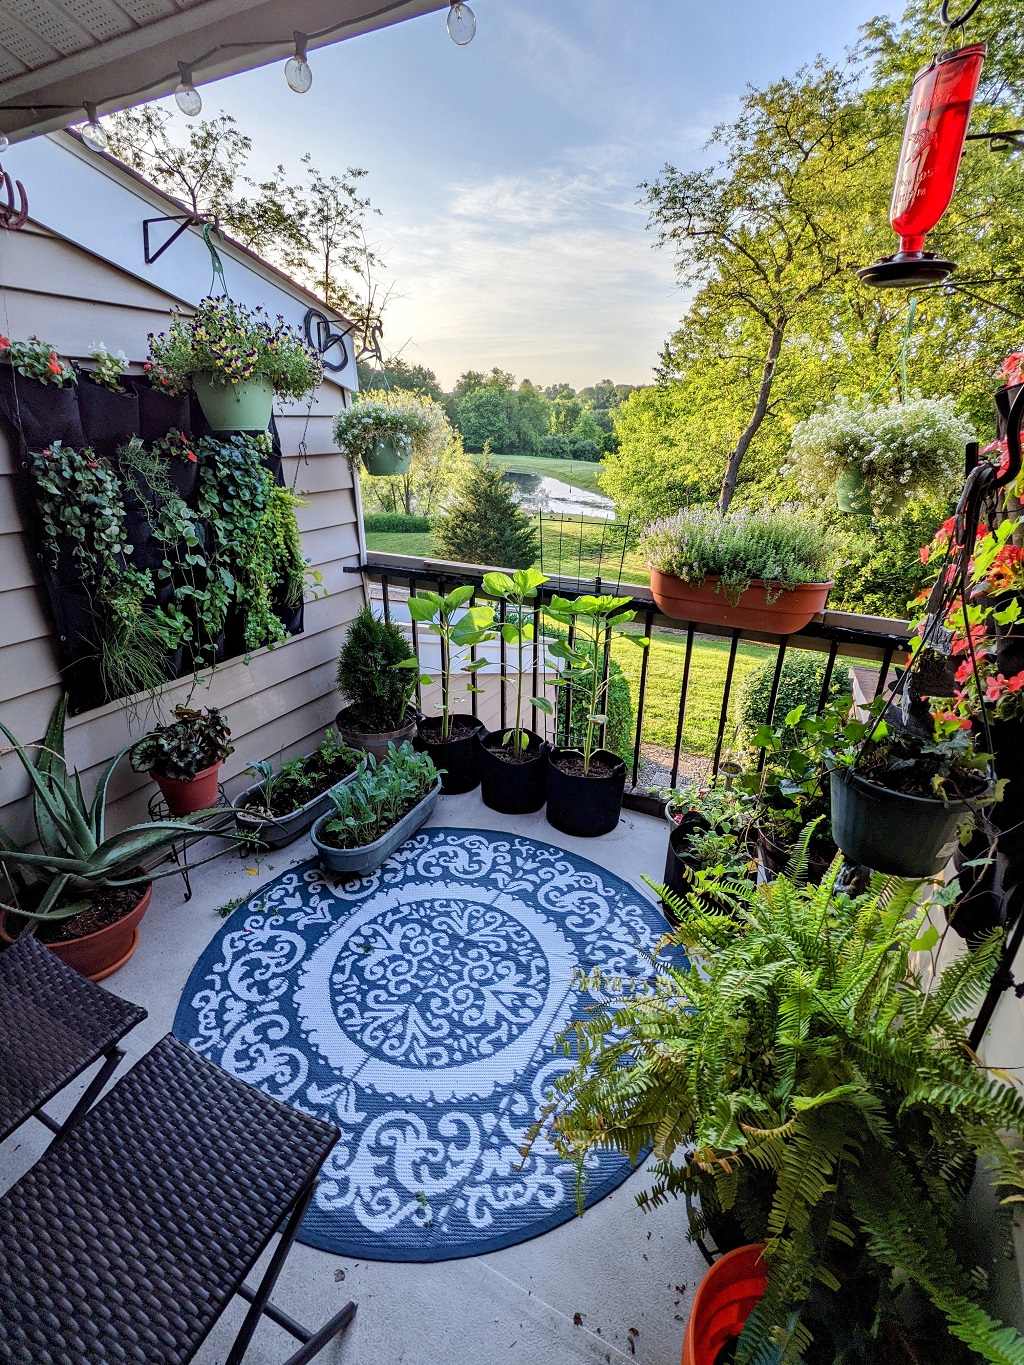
[{"xmin": 503, "ymin": 469, "xmax": 616, "ymax": 521}]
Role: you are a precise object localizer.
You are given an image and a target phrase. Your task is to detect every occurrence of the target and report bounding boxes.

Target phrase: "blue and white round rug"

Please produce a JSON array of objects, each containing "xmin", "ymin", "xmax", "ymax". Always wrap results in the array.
[{"xmin": 174, "ymin": 828, "xmax": 674, "ymax": 1261}]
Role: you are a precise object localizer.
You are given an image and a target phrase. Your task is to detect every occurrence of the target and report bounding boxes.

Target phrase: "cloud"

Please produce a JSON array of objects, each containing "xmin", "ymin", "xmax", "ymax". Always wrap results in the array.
[{"xmin": 378, "ymin": 152, "xmax": 689, "ymax": 388}]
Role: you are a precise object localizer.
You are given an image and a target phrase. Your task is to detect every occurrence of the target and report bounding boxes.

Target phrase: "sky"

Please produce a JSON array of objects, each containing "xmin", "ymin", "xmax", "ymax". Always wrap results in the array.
[{"xmin": 198, "ymin": 0, "xmax": 903, "ymax": 391}]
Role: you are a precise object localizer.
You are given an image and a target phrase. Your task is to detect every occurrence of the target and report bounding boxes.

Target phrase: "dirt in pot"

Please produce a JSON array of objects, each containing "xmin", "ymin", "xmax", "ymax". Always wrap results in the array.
[
  {"xmin": 420, "ymin": 716, "xmax": 481, "ymax": 744},
  {"xmin": 24, "ymin": 884, "xmax": 143, "ymax": 943},
  {"xmin": 856, "ymin": 735, "xmax": 990, "ymax": 801},
  {"xmin": 551, "ymin": 751, "xmax": 619, "ymax": 780},
  {"xmin": 242, "ymin": 745, "xmax": 361, "ymax": 819},
  {"xmin": 489, "ymin": 742, "xmax": 539, "ymax": 766}
]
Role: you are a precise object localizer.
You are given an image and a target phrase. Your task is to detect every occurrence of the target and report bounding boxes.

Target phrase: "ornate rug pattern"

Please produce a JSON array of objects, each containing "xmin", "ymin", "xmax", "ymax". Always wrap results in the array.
[{"xmin": 173, "ymin": 828, "xmax": 673, "ymax": 1261}]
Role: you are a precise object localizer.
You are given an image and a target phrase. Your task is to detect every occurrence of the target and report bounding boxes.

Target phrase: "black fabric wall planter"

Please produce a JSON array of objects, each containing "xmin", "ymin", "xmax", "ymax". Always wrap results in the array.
[
  {"xmin": 133, "ymin": 380, "xmax": 191, "ymax": 442},
  {"xmin": 275, "ymin": 599, "xmax": 305, "ymax": 636},
  {"xmin": 167, "ymin": 455, "xmax": 199, "ymax": 502},
  {"xmin": 0, "ymin": 369, "xmax": 85, "ymax": 451},
  {"xmin": 123, "ymin": 512, "xmax": 164, "ymax": 573},
  {"xmin": 77, "ymin": 380, "xmax": 139, "ymax": 456}
]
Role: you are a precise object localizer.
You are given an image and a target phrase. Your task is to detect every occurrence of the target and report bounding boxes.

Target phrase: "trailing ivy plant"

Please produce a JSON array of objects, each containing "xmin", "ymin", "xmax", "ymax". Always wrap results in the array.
[
  {"xmin": 531, "ymin": 843, "xmax": 1024, "ymax": 1364},
  {"xmin": 265, "ymin": 485, "xmax": 321, "ymax": 610}
]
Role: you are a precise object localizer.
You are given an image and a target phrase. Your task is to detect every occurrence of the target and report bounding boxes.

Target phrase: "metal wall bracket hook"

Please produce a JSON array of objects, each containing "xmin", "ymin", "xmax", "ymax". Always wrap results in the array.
[
  {"xmin": 0, "ymin": 165, "xmax": 28, "ymax": 230},
  {"xmin": 142, "ymin": 212, "xmax": 217, "ymax": 265}
]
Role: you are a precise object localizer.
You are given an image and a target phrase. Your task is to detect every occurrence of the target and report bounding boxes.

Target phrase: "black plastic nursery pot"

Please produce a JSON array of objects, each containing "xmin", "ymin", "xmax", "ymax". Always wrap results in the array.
[
  {"xmin": 479, "ymin": 729, "xmax": 549, "ymax": 815},
  {"xmin": 417, "ymin": 716, "xmax": 484, "ymax": 794},
  {"xmin": 756, "ymin": 826, "xmax": 837, "ymax": 885},
  {"xmin": 546, "ymin": 747, "xmax": 626, "ymax": 838},
  {"xmin": 828, "ymin": 761, "xmax": 986, "ymax": 879},
  {"xmin": 662, "ymin": 813, "xmax": 711, "ymax": 919}
]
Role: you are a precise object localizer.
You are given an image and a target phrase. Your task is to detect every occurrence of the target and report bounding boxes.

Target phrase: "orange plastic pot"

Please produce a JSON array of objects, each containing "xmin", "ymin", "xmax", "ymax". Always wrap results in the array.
[
  {"xmin": 153, "ymin": 761, "xmax": 222, "ymax": 815},
  {"xmin": 650, "ymin": 571, "xmax": 831, "ymax": 635},
  {"xmin": 682, "ymin": 1244, "xmax": 767, "ymax": 1365}
]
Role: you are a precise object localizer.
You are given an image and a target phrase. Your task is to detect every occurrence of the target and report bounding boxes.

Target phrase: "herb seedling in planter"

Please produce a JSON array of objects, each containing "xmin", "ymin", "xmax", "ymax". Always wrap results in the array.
[
  {"xmin": 655, "ymin": 783, "xmax": 755, "ymax": 914},
  {"xmin": 311, "ymin": 742, "xmax": 441, "ymax": 876},
  {"xmin": 399, "ymin": 585, "xmax": 496, "ymax": 793},
  {"xmin": 543, "ymin": 594, "xmax": 647, "ymax": 837},
  {"xmin": 130, "ymin": 704, "xmax": 234, "ymax": 815},
  {"xmin": 476, "ymin": 569, "xmax": 552, "ymax": 814},
  {"xmin": 233, "ymin": 731, "xmax": 363, "ymax": 848}
]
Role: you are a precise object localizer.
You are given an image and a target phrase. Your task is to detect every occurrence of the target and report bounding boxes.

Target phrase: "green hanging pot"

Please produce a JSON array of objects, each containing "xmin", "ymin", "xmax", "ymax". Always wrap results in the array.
[
  {"xmin": 193, "ymin": 373, "xmax": 274, "ymax": 432},
  {"xmin": 836, "ymin": 466, "xmax": 872, "ymax": 515},
  {"xmin": 362, "ymin": 436, "xmax": 411, "ymax": 477}
]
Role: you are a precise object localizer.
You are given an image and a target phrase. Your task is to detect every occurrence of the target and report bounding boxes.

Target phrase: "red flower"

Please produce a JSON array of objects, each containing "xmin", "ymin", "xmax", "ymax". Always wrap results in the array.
[
  {"xmin": 0, "ymin": 336, "xmax": 10, "ymax": 351},
  {"xmin": 186, "ymin": 451, "xmax": 197, "ymax": 462},
  {"xmin": 954, "ymin": 659, "xmax": 974, "ymax": 684},
  {"xmin": 985, "ymin": 674, "xmax": 1007, "ymax": 702},
  {"xmin": 1008, "ymin": 671, "xmax": 1024, "ymax": 694}
]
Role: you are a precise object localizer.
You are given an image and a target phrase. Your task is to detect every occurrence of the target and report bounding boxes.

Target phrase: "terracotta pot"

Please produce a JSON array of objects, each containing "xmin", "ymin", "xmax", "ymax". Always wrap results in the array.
[
  {"xmin": 682, "ymin": 1244, "xmax": 767, "ymax": 1365},
  {"xmin": 650, "ymin": 570, "xmax": 832, "ymax": 635},
  {"xmin": 153, "ymin": 761, "xmax": 222, "ymax": 816},
  {"xmin": 0, "ymin": 884, "xmax": 152, "ymax": 983}
]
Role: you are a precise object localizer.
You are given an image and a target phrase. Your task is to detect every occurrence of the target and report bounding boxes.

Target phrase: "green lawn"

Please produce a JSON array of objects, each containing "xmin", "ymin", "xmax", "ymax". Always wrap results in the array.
[
  {"xmin": 499, "ymin": 453, "xmax": 606, "ymax": 497},
  {"xmin": 613, "ymin": 626, "xmax": 772, "ymax": 760},
  {"xmin": 366, "ymin": 518, "xmax": 649, "ymax": 585}
]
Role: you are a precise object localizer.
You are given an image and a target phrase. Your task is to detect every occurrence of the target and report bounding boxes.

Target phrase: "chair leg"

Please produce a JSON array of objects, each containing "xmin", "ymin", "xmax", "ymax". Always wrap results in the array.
[
  {"xmin": 224, "ymin": 1178, "xmax": 317, "ymax": 1365},
  {"xmin": 280, "ymin": 1301, "xmax": 357, "ymax": 1365},
  {"xmin": 38, "ymin": 1046, "xmax": 125, "ymax": 1141}
]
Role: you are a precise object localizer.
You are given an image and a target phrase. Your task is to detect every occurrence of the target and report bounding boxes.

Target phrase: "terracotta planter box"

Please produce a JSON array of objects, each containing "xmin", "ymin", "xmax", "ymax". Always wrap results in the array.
[
  {"xmin": 649, "ymin": 570, "xmax": 832, "ymax": 635},
  {"xmin": 0, "ymin": 884, "xmax": 152, "ymax": 982}
]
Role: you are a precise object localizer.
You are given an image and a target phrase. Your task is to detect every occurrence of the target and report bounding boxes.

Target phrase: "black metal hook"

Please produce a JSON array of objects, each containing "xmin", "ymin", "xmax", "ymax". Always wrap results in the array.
[
  {"xmin": 0, "ymin": 165, "xmax": 28, "ymax": 230},
  {"xmin": 940, "ymin": 0, "xmax": 983, "ymax": 26}
]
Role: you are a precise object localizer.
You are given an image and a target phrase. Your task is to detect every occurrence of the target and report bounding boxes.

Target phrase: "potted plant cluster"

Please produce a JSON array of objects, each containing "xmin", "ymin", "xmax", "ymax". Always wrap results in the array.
[
  {"xmin": 335, "ymin": 604, "xmax": 419, "ymax": 761},
  {"xmin": 233, "ymin": 730, "xmax": 363, "ymax": 848},
  {"xmin": 129, "ymin": 704, "xmax": 234, "ymax": 816},
  {"xmin": 332, "ymin": 394, "xmax": 431, "ymax": 477},
  {"xmin": 641, "ymin": 505, "xmax": 833, "ymax": 633},
  {"xmin": 787, "ymin": 393, "xmax": 975, "ymax": 515},
  {"xmin": 0, "ymin": 697, "xmax": 235, "ymax": 979},
  {"xmin": 147, "ymin": 296, "xmax": 323, "ymax": 432},
  {"xmin": 400, "ymin": 585, "xmax": 495, "ymax": 793},
  {"xmin": 0, "ymin": 333, "xmax": 83, "ymax": 449},
  {"xmin": 531, "ymin": 847, "xmax": 1024, "ymax": 1364},
  {"xmin": 654, "ymin": 783, "xmax": 755, "ymax": 916},
  {"xmin": 477, "ymin": 569, "xmax": 552, "ymax": 815},
  {"xmin": 544, "ymin": 594, "xmax": 647, "ymax": 838},
  {"xmin": 311, "ymin": 742, "xmax": 441, "ymax": 876}
]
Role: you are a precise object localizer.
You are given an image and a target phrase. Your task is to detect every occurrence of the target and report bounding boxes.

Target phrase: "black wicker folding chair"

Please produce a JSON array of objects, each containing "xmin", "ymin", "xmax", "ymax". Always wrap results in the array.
[
  {"xmin": 0, "ymin": 1033, "xmax": 356, "ymax": 1364},
  {"xmin": 0, "ymin": 933, "xmax": 146, "ymax": 1145}
]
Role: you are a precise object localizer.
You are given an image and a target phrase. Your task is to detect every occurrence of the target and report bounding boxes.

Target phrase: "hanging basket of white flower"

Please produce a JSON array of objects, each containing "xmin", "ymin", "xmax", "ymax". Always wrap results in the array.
[
  {"xmin": 786, "ymin": 395, "xmax": 975, "ymax": 516},
  {"xmin": 332, "ymin": 396, "xmax": 431, "ymax": 477}
]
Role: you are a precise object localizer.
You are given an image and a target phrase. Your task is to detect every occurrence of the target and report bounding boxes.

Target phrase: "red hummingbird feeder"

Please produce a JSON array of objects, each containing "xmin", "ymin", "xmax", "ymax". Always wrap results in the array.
[{"xmin": 859, "ymin": 40, "xmax": 985, "ymax": 287}]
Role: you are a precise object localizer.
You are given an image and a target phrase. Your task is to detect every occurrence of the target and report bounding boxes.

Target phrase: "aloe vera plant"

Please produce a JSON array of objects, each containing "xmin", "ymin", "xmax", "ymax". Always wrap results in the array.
[
  {"xmin": 481, "ymin": 568, "xmax": 552, "ymax": 754},
  {"xmin": 0, "ymin": 696, "xmax": 236, "ymax": 922}
]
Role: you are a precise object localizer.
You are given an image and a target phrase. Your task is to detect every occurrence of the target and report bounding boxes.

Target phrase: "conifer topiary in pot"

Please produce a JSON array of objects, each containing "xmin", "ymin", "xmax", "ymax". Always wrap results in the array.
[
  {"xmin": 398, "ymin": 586, "xmax": 495, "ymax": 793},
  {"xmin": 147, "ymin": 296, "xmax": 323, "ymax": 432},
  {"xmin": 641, "ymin": 506, "xmax": 832, "ymax": 633},
  {"xmin": 529, "ymin": 842, "xmax": 1024, "ymax": 1365},
  {"xmin": 544, "ymin": 593, "xmax": 647, "ymax": 837},
  {"xmin": 477, "ymin": 568, "xmax": 552, "ymax": 814},
  {"xmin": 335, "ymin": 603, "xmax": 419, "ymax": 761},
  {"xmin": 129, "ymin": 704, "xmax": 234, "ymax": 815}
]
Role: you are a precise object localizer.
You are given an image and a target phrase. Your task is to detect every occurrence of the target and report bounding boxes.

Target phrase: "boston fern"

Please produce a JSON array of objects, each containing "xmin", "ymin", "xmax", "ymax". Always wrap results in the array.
[{"xmin": 533, "ymin": 847, "xmax": 1024, "ymax": 1364}]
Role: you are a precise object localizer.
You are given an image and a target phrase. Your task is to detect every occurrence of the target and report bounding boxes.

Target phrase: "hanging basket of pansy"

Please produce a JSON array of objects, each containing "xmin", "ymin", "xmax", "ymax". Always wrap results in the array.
[{"xmin": 146, "ymin": 296, "xmax": 323, "ymax": 435}]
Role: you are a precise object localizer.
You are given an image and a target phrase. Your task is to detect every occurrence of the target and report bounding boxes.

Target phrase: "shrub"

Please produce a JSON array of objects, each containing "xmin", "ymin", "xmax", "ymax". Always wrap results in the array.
[
  {"xmin": 363, "ymin": 513, "xmax": 432, "ymax": 534},
  {"xmin": 569, "ymin": 436, "xmax": 601, "ymax": 462},
  {"xmin": 640, "ymin": 505, "xmax": 831, "ymax": 603},
  {"xmin": 786, "ymin": 394, "xmax": 974, "ymax": 512},
  {"xmin": 336, "ymin": 603, "xmax": 416, "ymax": 733},
  {"xmin": 737, "ymin": 652, "xmax": 850, "ymax": 740},
  {"xmin": 433, "ymin": 457, "xmax": 538, "ymax": 570},
  {"xmin": 539, "ymin": 433, "xmax": 572, "ymax": 460}
]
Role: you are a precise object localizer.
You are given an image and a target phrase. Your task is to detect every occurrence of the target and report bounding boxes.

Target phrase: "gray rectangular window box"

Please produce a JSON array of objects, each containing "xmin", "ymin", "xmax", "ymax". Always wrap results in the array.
[
  {"xmin": 233, "ymin": 769, "xmax": 360, "ymax": 849},
  {"xmin": 310, "ymin": 777, "xmax": 442, "ymax": 876}
]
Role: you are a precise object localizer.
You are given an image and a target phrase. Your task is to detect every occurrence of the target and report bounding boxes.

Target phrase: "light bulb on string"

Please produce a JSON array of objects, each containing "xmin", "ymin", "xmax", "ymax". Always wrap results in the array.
[
  {"xmin": 80, "ymin": 103, "xmax": 108, "ymax": 152},
  {"xmin": 174, "ymin": 63, "xmax": 203, "ymax": 117},
  {"xmin": 0, "ymin": 131, "xmax": 8, "ymax": 153},
  {"xmin": 285, "ymin": 31, "xmax": 313, "ymax": 93},
  {"xmin": 447, "ymin": 1, "xmax": 476, "ymax": 44}
]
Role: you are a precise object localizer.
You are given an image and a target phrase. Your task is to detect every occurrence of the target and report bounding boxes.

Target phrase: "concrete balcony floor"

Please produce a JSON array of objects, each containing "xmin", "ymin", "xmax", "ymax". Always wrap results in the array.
[{"xmin": 0, "ymin": 793, "xmax": 706, "ymax": 1365}]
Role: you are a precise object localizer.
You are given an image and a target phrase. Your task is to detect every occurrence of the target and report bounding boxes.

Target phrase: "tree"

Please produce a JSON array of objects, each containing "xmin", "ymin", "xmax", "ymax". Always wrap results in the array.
[
  {"xmin": 457, "ymin": 386, "xmax": 513, "ymax": 453},
  {"xmin": 512, "ymin": 380, "xmax": 549, "ymax": 453},
  {"xmin": 358, "ymin": 392, "xmax": 470, "ymax": 517},
  {"xmin": 643, "ymin": 61, "xmax": 869, "ymax": 511},
  {"xmin": 433, "ymin": 458, "xmax": 538, "ymax": 570},
  {"xmin": 358, "ymin": 357, "xmax": 443, "ymax": 402}
]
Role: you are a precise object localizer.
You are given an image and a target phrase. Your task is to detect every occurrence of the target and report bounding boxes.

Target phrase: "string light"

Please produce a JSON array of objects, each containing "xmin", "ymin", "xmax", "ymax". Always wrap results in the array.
[
  {"xmin": 285, "ymin": 31, "xmax": 313, "ymax": 93},
  {"xmin": 174, "ymin": 62, "xmax": 203, "ymax": 116},
  {"xmin": 0, "ymin": 131, "xmax": 8, "ymax": 153},
  {"xmin": 447, "ymin": 1, "xmax": 476, "ymax": 44},
  {"xmin": 80, "ymin": 103, "xmax": 108, "ymax": 152}
]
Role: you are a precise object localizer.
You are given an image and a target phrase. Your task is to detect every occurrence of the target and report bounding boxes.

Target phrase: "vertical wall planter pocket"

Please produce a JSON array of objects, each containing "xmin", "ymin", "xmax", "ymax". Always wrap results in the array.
[
  {"xmin": 133, "ymin": 380, "xmax": 192, "ymax": 442},
  {"xmin": 77, "ymin": 380, "xmax": 139, "ymax": 456},
  {"xmin": 0, "ymin": 368, "xmax": 85, "ymax": 451}
]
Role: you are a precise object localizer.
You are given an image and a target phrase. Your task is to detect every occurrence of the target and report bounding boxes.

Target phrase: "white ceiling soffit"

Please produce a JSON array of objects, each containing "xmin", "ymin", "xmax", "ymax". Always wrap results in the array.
[{"xmin": 0, "ymin": 0, "xmax": 447, "ymax": 143}]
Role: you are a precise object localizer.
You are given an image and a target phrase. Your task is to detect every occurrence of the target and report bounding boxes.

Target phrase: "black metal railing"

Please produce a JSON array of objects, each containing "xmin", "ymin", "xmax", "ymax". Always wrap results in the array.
[{"xmin": 349, "ymin": 553, "xmax": 911, "ymax": 813}]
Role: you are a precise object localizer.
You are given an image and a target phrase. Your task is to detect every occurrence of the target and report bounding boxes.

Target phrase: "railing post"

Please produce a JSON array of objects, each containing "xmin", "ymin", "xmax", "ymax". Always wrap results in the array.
[{"xmin": 631, "ymin": 609, "xmax": 655, "ymax": 789}]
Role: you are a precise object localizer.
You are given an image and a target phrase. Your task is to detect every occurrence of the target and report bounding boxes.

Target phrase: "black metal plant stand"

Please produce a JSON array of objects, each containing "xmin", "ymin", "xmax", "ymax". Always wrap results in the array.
[{"xmin": 148, "ymin": 785, "xmax": 232, "ymax": 901}]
